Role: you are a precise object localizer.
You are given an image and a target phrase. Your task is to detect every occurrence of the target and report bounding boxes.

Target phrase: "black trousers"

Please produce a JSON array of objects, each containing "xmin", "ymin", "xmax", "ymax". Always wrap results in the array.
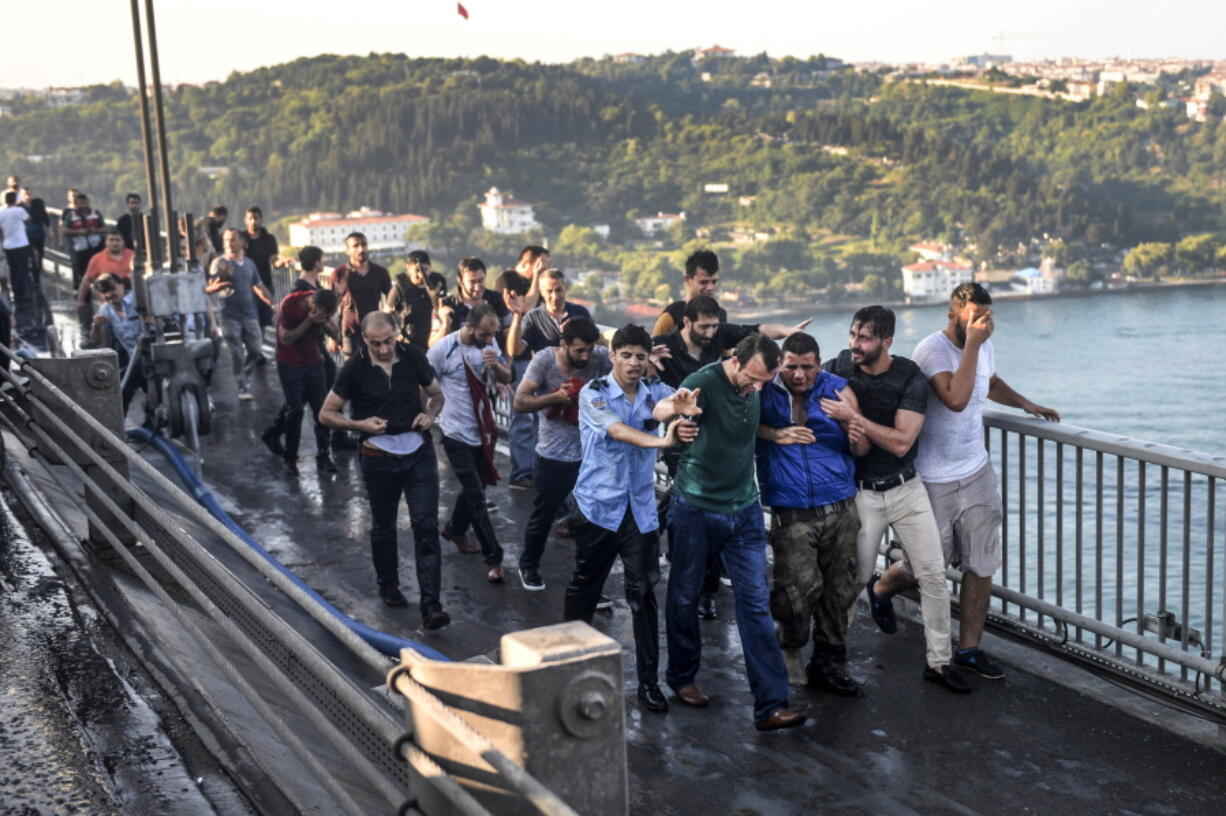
[
  {"xmin": 358, "ymin": 445, "xmax": 441, "ymax": 610},
  {"xmin": 563, "ymin": 508, "xmax": 661, "ymax": 685},
  {"xmin": 519, "ymin": 456, "xmax": 580, "ymax": 571},
  {"xmin": 440, "ymin": 433, "xmax": 502, "ymax": 565},
  {"xmin": 115, "ymin": 345, "xmax": 148, "ymax": 418},
  {"xmin": 273, "ymin": 361, "xmax": 329, "ymax": 459}
]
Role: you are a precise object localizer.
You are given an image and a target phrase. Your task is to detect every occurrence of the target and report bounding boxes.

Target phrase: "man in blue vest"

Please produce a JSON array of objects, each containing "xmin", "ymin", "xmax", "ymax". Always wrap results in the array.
[{"xmin": 756, "ymin": 333, "xmax": 869, "ymax": 696}]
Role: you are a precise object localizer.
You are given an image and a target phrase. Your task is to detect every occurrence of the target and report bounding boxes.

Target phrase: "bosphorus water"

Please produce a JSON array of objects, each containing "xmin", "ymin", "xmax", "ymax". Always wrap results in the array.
[{"xmin": 795, "ymin": 285, "xmax": 1226, "ymax": 457}]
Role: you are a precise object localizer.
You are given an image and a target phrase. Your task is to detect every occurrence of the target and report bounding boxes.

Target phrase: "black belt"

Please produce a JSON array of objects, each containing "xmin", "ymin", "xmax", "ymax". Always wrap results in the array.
[
  {"xmin": 773, "ymin": 499, "xmax": 853, "ymax": 525},
  {"xmin": 856, "ymin": 466, "xmax": 917, "ymax": 492}
]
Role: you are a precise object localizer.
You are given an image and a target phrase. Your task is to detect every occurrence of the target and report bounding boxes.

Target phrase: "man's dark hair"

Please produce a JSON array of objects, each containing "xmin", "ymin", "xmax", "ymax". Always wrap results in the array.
[
  {"xmin": 457, "ymin": 256, "xmax": 486, "ymax": 276},
  {"xmin": 345, "ymin": 231, "xmax": 367, "ymax": 245},
  {"xmin": 518, "ymin": 245, "xmax": 549, "ymax": 263},
  {"xmin": 611, "ymin": 324, "xmax": 653, "ymax": 352},
  {"xmin": 782, "ymin": 332, "xmax": 819, "ymax": 359},
  {"xmin": 246, "ymin": 206, "xmax": 263, "ymax": 218},
  {"xmin": 209, "ymin": 205, "xmax": 227, "ymax": 218},
  {"xmin": 562, "ymin": 317, "xmax": 600, "ymax": 345},
  {"xmin": 3, "ymin": 192, "xmax": 15, "ymax": 206},
  {"xmin": 540, "ymin": 268, "xmax": 566, "ymax": 285},
  {"xmin": 407, "ymin": 249, "xmax": 430, "ymax": 266},
  {"xmin": 75, "ymin": 193, "xmax": 89, "ymax": 203},
  {"xmin": 494, "ymin": 269, "xmax": 530, "ymax": 295},
  {"xmin": 222, "ymin": 227, "xmax": 247, "ymax": 244},
  {"xmin": 733, "ymin": 333, "xmax": 781, "ymax": 370},
  {"xmin": 684, "ymin": 294, "xmax": 722, "ymax": 323},
  {"xmin": 950, "ymin": 282, "xmax": 992, "ymax": 310},
  {"xmin": 94, "ymin": 274, "xmax": 120, "ymax": 294},
  {"xmin": 310, "ymin": 287, "xmax": 339, "ymax": 313},
  {"xmin": 104, "ymin": 226, "xmax": 122, "ymax": 237},
  {"xmin": 126, "ymin": 193, "xmax": 141, "ymax": 204},
  {"xmin": 684, "ymin": 249, "xmax": 719, "ymax": 278},
  {"xmin": 297, "ymin": 245, "xmax": 323, "ymax": 270},
  {"xmin": 467, "ymin": 302, "xmax": 499, "ymax": 328},
  {"xmin": 851, "ymin": 305, "xmax": 895, "ymax": 340}
]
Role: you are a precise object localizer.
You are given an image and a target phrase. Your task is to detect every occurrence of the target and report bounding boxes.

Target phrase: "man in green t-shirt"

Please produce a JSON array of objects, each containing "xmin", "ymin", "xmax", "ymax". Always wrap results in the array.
[{"xmin": 665, "ymin": 333, "xmax": 808, "ymax": 732}]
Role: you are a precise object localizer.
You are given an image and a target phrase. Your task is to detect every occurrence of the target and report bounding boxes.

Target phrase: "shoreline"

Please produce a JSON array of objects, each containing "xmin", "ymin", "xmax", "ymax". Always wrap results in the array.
[{"xmin": 675, "ymin": 277, "xmax": 1226, "ymax": 323}]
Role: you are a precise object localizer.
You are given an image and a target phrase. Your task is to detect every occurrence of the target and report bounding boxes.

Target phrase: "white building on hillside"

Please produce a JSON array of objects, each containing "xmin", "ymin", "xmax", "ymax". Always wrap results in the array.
[
  {"xmin": 289, "ymin": 207, "xmax": 429, "ymax": 253},
  {"xmin": 636, "ymin": 212, "xmax": 685, "ymax": 237},
  {"xmin": 901, "ymin": 259, "xmax": 973, "ymax": 302},
  {"xmin": 478, "ymin": 187, "xmax": 539, "ymax": 234}
]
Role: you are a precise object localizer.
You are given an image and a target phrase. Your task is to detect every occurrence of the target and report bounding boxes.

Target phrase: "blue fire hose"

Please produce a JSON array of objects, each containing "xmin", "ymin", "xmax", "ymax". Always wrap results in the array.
[{"xmin": 126, "ymin": 427, "xmax": 450, "ymax": 662}]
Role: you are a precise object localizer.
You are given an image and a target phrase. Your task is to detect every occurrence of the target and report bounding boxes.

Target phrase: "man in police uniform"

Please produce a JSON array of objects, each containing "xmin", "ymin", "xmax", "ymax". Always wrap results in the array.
[{"xmin": 563, "ymin": 324, "xmax": 700, "ymax": 713}]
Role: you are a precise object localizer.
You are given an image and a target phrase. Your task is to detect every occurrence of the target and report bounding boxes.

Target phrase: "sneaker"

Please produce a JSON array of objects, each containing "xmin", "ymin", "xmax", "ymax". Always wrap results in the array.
[
  {"xmin": 596, "ymin": 593, "xmax": 614, "ymax": 610},
  {"xmin": 923, "ymin": 664, "xmax": 972, "ymax": 694},
  {"xmin": 315, "ymin": 453, "xmax": 338, "ymax": 474},
  {"xmin": 260, "ymin": 427, "xmax": 285, "ymax": 457},
  {"xmin": 379, "ymin": 584, "xmax": 409, "ymax": 608},
  {"xmin": 237, "ymin": 387, "xmax": 254, "ymax": 402},
  {"xmin": 866, "ymin": 575, "xmax": 897, "ymax": 634},
  {"xmin": 422, "ymin": 604, "xmax": 451, "ymax": 631},
  {"xmin": 953, "ymin": 648, "xmax": 1005, "ymax": 680},
  {"xmin": 719, "ymin": 575, "xmax": 732, "ymax": 588},
  {"xmin": 519, "ymin": 567, "xmax": 545, "ymax": 591},
  {"xmin": 510, "ymin": 476, "xmax": 534, "ymax": 490}
]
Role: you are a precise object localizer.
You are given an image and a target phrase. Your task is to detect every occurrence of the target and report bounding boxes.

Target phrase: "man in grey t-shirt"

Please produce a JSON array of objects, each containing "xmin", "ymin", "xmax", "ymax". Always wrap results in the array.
[
  {"xmin": 511, "ymin": 317, "xmax": 610, "ymax": 590},
  {"xmin": 206, "ymin": 228, "xmax": 271, "ymax": 401}
]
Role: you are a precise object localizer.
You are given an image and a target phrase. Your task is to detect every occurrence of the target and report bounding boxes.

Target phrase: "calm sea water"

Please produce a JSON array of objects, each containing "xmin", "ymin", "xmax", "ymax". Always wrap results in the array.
[{"xmin": 797, "ymin": 285, "xmax": 1226, "ymax": 457}]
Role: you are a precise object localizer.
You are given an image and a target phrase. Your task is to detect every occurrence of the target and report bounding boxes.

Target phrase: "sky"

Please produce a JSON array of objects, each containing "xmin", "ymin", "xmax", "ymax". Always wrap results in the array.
[{"xmin": 2, "ymin": 0, "xmax": 1223, "ymax": 89}]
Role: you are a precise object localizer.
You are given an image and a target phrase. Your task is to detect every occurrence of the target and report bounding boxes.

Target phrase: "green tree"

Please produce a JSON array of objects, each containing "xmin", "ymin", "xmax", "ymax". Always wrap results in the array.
[
  {"xmin": 1122, "ymin": 242, "xmax": 1174, "ymax": 279},
  {"xmin": 1174, "ymin": 233, "xmax": 1218, "ymax": 275}
]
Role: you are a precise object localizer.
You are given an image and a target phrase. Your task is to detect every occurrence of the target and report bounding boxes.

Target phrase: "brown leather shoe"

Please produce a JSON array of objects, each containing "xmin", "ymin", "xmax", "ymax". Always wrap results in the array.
[
  {"xmin": 485, "ymin": 565, "xmax": 505, "ymax": 583},
  {"xmin": 754, "ymin": 708, "xmax": 808, "ymax": 732},
  {"xmin": 674, "ymin": 684, "xmax": 710, "ymax": 707},
  {"xmin": 443, "ymin": 527, "xmax": 479, "ymax": 554}
]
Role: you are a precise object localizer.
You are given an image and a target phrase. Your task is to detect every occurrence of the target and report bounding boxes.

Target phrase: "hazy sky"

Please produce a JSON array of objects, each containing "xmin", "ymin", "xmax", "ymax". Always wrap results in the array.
[{"xmin": 2, "ymin": 0, "xmax": 1223, "ymax": 89}]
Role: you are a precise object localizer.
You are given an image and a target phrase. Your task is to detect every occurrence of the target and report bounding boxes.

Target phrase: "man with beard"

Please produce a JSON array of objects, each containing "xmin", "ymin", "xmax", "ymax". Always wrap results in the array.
[
  {"xmin": 431, "ymin": 257, "xmax": 508, "ymax": 344},
  {"xmin": 511, "ymin": 317, "xmax": 609, "ymax": 590},
  {"xmin": 329, "ymin": 232, "xmax": 391, "ymax": 360},
  {"xmin": 114, "ymin": 193, "xmax": 142, "ymax": 251},
  {"xmin": 428, "ymin": 303, "xmax": 513, "ymax": 582},
  {"xmin": 205, "ymin": 228, "xmax": 272, "ymax": 402},
  {"xmin": 821, "ymin": 306, "xmax": 969, "ymax": 693},
  {"xmin": 756, "ymin": 333, "xmax": 868, "ymax": 694},
  {"xmin": 384, "ymin": 249, "xmax": 447, "ymax": 350},
  {"xmin": 902, "ymin": 283, "xmax": 1059, "ymax": 682},
  {"xmin": 243, "ymin": 207, "xmax": 281, "ymax": 332}
]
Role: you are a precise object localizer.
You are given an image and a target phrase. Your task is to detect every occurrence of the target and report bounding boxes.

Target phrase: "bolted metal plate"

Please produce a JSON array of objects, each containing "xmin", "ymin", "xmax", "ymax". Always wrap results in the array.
[{"xmin": 557, "ymin": 671, "xmax": 617, "ymax": 739}]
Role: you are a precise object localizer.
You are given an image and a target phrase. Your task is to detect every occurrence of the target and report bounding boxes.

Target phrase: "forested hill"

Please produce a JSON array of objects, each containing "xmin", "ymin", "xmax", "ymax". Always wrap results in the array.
[{"xmin": 3, "ymin": 51, "xmax": 1224, "ymax": 267}]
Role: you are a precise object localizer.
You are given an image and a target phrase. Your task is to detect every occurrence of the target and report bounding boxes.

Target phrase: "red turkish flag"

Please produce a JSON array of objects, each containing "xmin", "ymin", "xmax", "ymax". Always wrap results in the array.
[{"xmin": 457, "ymin": 2, "xmax": 469, "ymax": 19}]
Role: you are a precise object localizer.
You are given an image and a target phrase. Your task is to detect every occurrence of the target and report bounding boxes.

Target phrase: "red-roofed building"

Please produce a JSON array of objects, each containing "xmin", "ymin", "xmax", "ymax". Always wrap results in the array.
[
  {"xmin": 908, "ymin": 241, "xmax": 953, "ymax": 261},
  {"xmin": 695, "ymin": 45, "xmax": 736, "ymax": 61},
  {"xmin": 614, "ymin": 52, "xmax": 646, "ymax": 64},
  {"xmin": 478, "ymin": 187, "xmax": 540, "ymax": 235},
  {"xmin": 901, "ymin": 259, "xmax": 973, "ymax": 301},
  {"xmin": 288, "ymin": 207, "xmax": 429, "ymax": 252}
]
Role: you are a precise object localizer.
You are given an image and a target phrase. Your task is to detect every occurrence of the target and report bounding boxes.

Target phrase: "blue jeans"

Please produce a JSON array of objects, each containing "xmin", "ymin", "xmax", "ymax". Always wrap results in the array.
[
  {"xmin": 666, "ymin": 492, "xmax": 789, "ymax": 722},
  {"xmin": 508, "ymin": 358, "xmax": 538, "ymax": 481}
]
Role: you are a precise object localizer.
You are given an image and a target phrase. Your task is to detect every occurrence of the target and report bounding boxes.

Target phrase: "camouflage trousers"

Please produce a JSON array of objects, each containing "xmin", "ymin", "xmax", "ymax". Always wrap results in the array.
[{"xmin": 769, "ymin": 501, "xmax": 862, "ymax": 655}]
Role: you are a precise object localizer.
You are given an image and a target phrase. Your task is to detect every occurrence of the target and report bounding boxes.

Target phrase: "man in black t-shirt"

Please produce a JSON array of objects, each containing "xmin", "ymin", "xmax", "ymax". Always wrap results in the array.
[
  {"xmin": 244, "ymin": 206, "xmax": 281, "ymax": 331},
  {"xmin": 319, "ymin": 311, "xmax": 450, "ymax": 629},
  {"xmin": 114, "ymin": 193, "xmax": 142, "ymax": 252},
  {"xmin": 820, "ymin": 306, "xmax": 968, "ymax": 693},
  {"xmin": 385, "ymin": 249, "xmax": 447, "ymax": 350}
]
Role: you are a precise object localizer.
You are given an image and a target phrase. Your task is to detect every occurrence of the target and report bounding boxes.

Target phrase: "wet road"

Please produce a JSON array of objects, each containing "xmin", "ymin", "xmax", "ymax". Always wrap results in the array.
[{"xmin": 6, "ymin": 264, "xmax": 1225, "ymax": 814}]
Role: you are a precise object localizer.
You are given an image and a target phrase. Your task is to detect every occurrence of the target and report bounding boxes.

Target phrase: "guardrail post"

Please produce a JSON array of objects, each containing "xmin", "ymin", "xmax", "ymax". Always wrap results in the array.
[
  {"xmin": 24, "ymin": 350, "xmax": 135, "ymax": 549},
  {"xmin": 393, "ymin": 621, "xmax": 627, "ymax": 815}
]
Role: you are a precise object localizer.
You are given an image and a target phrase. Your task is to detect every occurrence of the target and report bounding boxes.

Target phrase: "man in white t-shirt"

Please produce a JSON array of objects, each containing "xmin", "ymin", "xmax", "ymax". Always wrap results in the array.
[
  {"xmin": 0, "ymin": 191, "xmax": 35, "ymax": 320},
  {"xmin": 898, "ymin": 282, "xmax": 1059, "ymax": 682},
  {"xmin": 427, "ymin": 302, "xmax": 513, "ymax": 582}
]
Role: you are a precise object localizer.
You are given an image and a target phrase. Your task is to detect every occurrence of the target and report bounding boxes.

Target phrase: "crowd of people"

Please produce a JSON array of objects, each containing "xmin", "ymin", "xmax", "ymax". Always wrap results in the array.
[{"xmin": 0, "ymin": 181, "xmax": 1063, "ymax": 731}]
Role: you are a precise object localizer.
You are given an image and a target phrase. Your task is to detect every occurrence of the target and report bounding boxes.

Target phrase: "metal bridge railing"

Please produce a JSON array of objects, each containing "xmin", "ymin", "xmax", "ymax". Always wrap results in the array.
[
  {"xmin": 0, "ymin": 349, "xmax": 620, "ymax": 815},
  {"xmin": 975, "ymin": 409, "xmax": 1225, "ymax": 716}
]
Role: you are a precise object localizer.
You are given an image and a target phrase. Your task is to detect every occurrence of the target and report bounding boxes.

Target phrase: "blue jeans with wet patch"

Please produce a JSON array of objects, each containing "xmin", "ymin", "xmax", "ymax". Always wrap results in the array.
[{"xmin": 666, "ymin": 492, "xmax": 789, "ymax": 722}]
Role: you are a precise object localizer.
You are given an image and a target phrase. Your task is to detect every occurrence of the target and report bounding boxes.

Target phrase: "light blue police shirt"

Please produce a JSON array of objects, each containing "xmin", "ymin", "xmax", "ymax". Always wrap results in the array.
[{"xmin": 573, "ymin": 374, "xmax": 675, "ymax": 534}]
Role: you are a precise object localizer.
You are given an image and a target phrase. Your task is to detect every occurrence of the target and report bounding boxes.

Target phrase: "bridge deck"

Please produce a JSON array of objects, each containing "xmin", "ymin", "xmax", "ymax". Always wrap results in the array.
[
  {"xmin": 136, "ymin": 359, "xmax": 1226, "ymax": 813},
  {"xmin": 8, "ymin": 274, "xmax": 1224, "ymax": 814}
]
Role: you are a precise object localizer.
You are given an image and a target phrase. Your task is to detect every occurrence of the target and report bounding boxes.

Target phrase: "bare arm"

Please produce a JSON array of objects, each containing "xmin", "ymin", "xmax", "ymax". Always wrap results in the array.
[
  {"xmin": 253, "ymin": 283, "xmax": 273, "ymax": 307},
  {"xmin": 837, "ymin": 386, "xmax": 872, "ymax": 456},
  {"xmin": 503, "ymin": 295, "xmax": 528, "ymax": 358},
  {"xmin": 75, "ymin": 275, "xmax": 92, "ymax": 308},
  {"xmin": 513, "ymin": 376, "xmax": 568, "ymax": 413},
  {"xmin": 822, "ymin": 394, "xmax": 924, "ymax": 459},
  {"xmin": 988, "ymin": 375, "xmax": 1061, "ymax": 421},
  {"xmin": 652, "ymin": 387, "xmax": 702, "ymax": 422},
  {"xmin": 318, "ymin": 391, "xmax": 388, "ymax": 435},
  {"xmin": 607, "ymin": 418, "xmax": 696, "ymax": 449},
  {"xmin": 758, "ymin": 317, "xmax": 815, "ymax": 339},
  {"xmin": 411, "ymin": 380, "xmax": 444, "ymax": 430}
]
